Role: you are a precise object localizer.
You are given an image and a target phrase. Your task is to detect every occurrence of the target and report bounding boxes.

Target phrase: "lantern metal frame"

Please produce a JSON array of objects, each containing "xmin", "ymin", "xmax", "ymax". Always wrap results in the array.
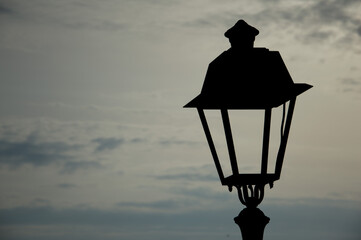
[{"xmin": 195, "ymin": 99, "xmax": 295, "ymax": 207}]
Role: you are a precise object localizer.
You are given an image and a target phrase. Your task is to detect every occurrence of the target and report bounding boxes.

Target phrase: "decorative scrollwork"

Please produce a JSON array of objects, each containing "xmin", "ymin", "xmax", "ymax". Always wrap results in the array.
[{"xmin": 236, "ymin": 184, "xmax": 265, "ymax": 208}]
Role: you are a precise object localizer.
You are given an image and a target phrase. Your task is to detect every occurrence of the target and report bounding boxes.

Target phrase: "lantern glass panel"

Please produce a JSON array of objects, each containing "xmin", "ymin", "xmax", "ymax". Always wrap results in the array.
[
  {"xmin": 204, "ymin": 110, "xmax": 232, "ymax": 177},
  {"xmin": 228, "ymin": 110, "xmax": 264, "ymax": 174}
]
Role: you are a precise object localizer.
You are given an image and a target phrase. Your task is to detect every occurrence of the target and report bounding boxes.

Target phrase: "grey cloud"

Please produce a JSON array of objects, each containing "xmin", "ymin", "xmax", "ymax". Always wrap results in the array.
[
  {"xmin": 342, "ymin": 78, "xmax": 361, "ymax": 86},
  {"xmin": 186, "ymin": 0, "xmax": 361, "ymax": 48},
  {"xmin": 185, "ymin": 0, "xmax": 361, "ymax": 44},
  {"xmin": 182, "ymin": 10, "xmax": 238, "ymax": 31},
  {"xmin": 57, "ymin": 183, "xmax": 77, "ymax": 189},
  {"xmin": 312, "ymin": 0, "xmax": 349, "ymax": 23},
  {"xmin": 92, "ymin": 137, "xmax": 124, "ymax": 152},
  {"xmin": 357, "ymin": 26, "xmax": 361, "ymax": 37},
  {"xmin": 0, "ymin": 134, "xmax": 82, "ymax": 167},
  {"xmin": 158, "ymin": 139, "xmax": 199, "ymax": 146},
  {"xmin": 61, "ymin": 161, "xmax": 102, "ymax": 174},
  {"xmin": 350, "ymin": 66, "xmax": 359, "ymax": 71},
  {"xmin": 266, "ymin": 0, "xmax": 360, "ymax": 26},
  {"xmin": 61, "ymin": 19, "xmax": 127, "ymax": 32},
  {"xmin": 340, "ymin": 78, "xmax": 361, "ymax": 93},
  {"xmin": 155, "ymin": 165, "xmax": 218, "ymax": 182},
  {"xmin": 183, "ymin": 18, "xmax": 215, "ymax": 28},
  {"xmin": 117, "ymin": 200, "xmax": 181, "ymax": 210},
  {"xmin": 1, "ymin": 0, "xmax": 127, "ymax": 32},
  {"xmin": 92, "ymin": 20, "xmax": 127, "ymax": 32},
  {"xmin": 0, "ymin": 205, "xmax": 222, "ymax": 230},
  {"xmin": 129, "ymin": 138, "xmax": 145, "ymax": 143},
  {"xmin": 91, "ymin": 136, "xmax": 145, "ymax": 152},
  {"xmin": 301, "ymin": 30, "xmax": 334, "ymax": 44},
  {"xmin": 31, "ymin": 198, "xmax": 51, "ymax": 205},
  {"xmin": 171, "ymin": 186, "xmax": 232, "ymax": 202},
  {"xmin": 0, "ymin": 133, "xmax": 102, "ymax": 174},
  {"xmin": 155, "ymin": 173, "xmax": 218, "ymax": 182},
  {"xmin": 278, "ymin": 0, "xmax": 361, "ymax": 44},
  {"xmin": 0, "ymin": 199, "xmax": 360, "ymax": 240},
  {"xmin": 0, "ymin": 4, "xmax": 12, "ymax": 15}
]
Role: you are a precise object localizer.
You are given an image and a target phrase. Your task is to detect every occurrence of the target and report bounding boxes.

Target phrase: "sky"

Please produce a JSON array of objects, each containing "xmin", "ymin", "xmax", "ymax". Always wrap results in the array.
[{"xmin": 1, "ymin": 0, "xmax": 361, "ymax": 239}]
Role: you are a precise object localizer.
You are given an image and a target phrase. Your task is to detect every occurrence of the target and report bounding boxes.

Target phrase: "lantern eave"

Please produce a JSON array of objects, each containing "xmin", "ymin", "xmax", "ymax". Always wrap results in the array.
[{"xmin": 184, "ymin": 83, "xmax": 312, "ymax": 109}]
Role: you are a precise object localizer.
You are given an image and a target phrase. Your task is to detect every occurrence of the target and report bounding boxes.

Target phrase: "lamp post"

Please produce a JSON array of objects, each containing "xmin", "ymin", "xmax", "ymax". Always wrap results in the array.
[{"xmin": 184, "ymin": 20, "xmax": 312, "ymax": 240}]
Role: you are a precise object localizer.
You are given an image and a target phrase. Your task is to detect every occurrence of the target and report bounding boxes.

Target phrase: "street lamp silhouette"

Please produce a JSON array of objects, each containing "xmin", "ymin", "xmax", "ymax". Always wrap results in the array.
[{"xmin": 184, "ymin": 20, "xmax": 312, "ymax": 240}]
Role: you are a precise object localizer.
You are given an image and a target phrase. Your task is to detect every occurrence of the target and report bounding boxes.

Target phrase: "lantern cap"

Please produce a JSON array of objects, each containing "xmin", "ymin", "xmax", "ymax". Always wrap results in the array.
[
  {"xmin": 224, "ymin": 19, "xmax": 259, "ymax": 39},
  {"xmin": 184, "ymin": 48, "xmax": 312, "ymax": 109}
]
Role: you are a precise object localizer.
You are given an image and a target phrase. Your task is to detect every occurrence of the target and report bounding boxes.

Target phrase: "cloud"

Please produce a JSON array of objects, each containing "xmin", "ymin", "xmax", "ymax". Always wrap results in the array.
[
  {"xmin": 342, "ymin": 78, "xmax": 361, "ymax": 86},
  {"xmin": 301, "ymin": 30, "xmax": 335, "ymax": 44},
  {"xmin": 0, "ymin": 4, "xmax": 12, "ymax": 15},
  {"xmin": 155, "ymin": 172, "xmax": 218, "ymax": 182},
  {"xmin": 0, "ymin": 132, "xmax": 103, "ymax": 173},
  {"xmin": 61, "ymin": 161, "xmax": 102, "ymax": 174},
  {"xmin": 31, "ymin": 198, "xmax": 51, "ymax": 206},
  {"xmin": 357, "ymin": 26, "xmax": 361, "ymax": 37},
  {"xmin": 311, "ymin": 0, "xmax": 361, "ymax": 23},
  {"xmin": 92, "ymin": 137, "xmax": 125, "ymax": 152},
  {"xmin": 154, "ymin": 164, "xmax": 219, "ymax": 182},
  {"xmin": 129, "ymin": 138, "xmax": 144, "ymax": 144},
  {"xmin": 281, "ymin": 0, "xmax": 360, "ymax": 44},
  {"xmin": 0, "ymin": 134, "xmax": 82, "ymax": 168},
  {"xmin": 158, "ymin": 138, "xmax": 200, "ymax": 146},
  {"xmin": 0, "ymin": 0, "xmax": 129, "ymax": 32},
  {"xmin": 0, "ymin": 199, "xmax": 360, "ymax": 240},
  {"xmin": 91, "ymin": 136, "xmax": 146, "ymax": 152},
  {"xmin": 184, "ymin": 0, "xmax": 361, "ymax": 49},
  {"xmin": 57, "ymin": 183, "xmax": 77, "ymax": 189},
  {"xmin": 171, "ymin": 186, "xmax": 233, "ymax": 203},
  {"xmin": 340, "ymin": 78, "xmax": 361, "ymax": 93},
  {"xmin": 117, "ymin": 200, "xmax": 181, "ymax": 210}
]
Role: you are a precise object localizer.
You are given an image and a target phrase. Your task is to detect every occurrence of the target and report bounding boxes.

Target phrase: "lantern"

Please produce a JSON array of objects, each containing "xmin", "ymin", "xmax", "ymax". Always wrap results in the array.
[{"xmin": 184, "ymin": 20, "xmax": 311, "ymax": 208}]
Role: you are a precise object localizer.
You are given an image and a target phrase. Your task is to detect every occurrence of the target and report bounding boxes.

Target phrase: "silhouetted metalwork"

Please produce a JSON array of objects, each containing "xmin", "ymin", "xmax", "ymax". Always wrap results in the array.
[{"xmin": 184, "ymin": 19, "xmax": 312, "ymax": 240}]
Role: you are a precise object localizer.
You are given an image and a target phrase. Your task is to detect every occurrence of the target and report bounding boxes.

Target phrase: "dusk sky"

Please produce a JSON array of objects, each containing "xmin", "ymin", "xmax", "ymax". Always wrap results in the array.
[{"xmin": 1, "ymin": 0, "xmax": 361, "ymax": 239}]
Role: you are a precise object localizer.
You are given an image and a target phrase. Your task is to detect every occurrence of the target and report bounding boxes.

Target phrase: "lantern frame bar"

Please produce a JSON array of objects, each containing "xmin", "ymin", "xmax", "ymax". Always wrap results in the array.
[
  {"xmin": 274, "ymin": 98, "xmax": 296, "ymax": 179},
  {"xmin": 221, "ymin": 109, "xmax": 240, "ymax": 175},
  {"xmin": 197, "ymin": 108, "xmax": 225, "ymax": 185},
  {"xmin": 261, "ymin": 108, "xmax": 272, "ymax": 175}
]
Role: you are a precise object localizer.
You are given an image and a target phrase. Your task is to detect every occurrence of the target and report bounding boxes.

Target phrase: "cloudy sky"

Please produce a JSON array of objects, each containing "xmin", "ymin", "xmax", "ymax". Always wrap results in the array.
[{"xmin": 1, "ymin": 0, "xmax": 361, "ymax": 239}]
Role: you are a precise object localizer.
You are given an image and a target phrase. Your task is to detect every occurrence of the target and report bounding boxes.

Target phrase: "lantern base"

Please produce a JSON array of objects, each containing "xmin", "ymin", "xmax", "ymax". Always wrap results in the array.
[
  {"xmin": 234, "ymin": 207, "xmax": 270, "ymax": 240},
  {"xmin": 224, "ymin": 173, "xmax": 278, "ymax": 187}
]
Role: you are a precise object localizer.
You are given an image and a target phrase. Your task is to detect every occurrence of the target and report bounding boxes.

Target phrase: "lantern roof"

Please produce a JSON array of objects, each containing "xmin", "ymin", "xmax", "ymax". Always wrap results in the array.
[
  {"xmin": 224, "ymin": 19, "xmax": 259, "ymax": 39},
  {"xmin": 184, "ymin": 48, "xmax": 312, "ymax": 109}
]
